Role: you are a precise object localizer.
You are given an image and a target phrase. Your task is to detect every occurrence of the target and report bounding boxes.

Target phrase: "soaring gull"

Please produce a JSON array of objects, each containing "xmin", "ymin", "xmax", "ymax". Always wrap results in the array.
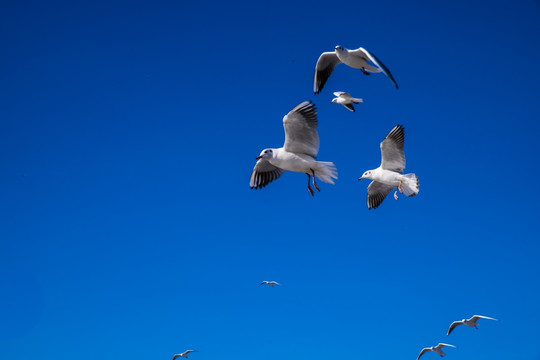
[
  {"xmin": 250, "ymin": 101, "xmax": 338, "ymax": 196},
  {"xmin": 417, "ymin": 343, "xmax": 456, "ymax": 360},
  {"xmin": 358, "ymin": 125, "xmax": 419, "ymax": 209},
  {"xmin": 260, "ymin": 281, "xmax": 280, "ymax": 287},
  {"xmin": 447, "ymin": 315, "xmax": 498, "ymax": 335},
  {"xmin": 314, "ymin": 46, "xmax": 399, "ymax": 94},
  {"xmin": 172, "ymin": 350, "xmax": 198, "ymax": 360},
  {"xmin": 331, "ymin": 91, "xmax": 363, "ymax": 112}
]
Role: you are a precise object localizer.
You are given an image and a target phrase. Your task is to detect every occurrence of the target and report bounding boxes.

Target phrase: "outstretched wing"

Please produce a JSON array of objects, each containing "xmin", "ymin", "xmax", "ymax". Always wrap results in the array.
[
  {"xmin": 314, "ymin": 52, "xmax": 341, "ymax": 94},
  {"xmin": 417, "ymin": 348, "xmax": 431, "ymax": 360},
  {"xmin": 283, "ymin": 101, "xmax": 319, "ymax": 158},
  {"xmin": 447, "ymin": 321, "xmax": 462, "ymax": 335},
  {"xmin": 333, "ymin": 91, "xmax": 351, "ymax": 98},
  {"xmin": 343, "ymin": 103, "xmax": 355, "ymax": 112},
  {"xmin": 250, "ymin": 159, "xmax": 285, "ymax": 189},
  {"xmin": 471, "ymin": 315, "xmax": 498, "ymax": 322},
  {"xmin": 366, "ymin": 181, "xmax": 395, "ymax": 209},
  {"xmin": 380, "ymin": 124, "xmax": 405, "ymax": 172},
  {"xmin": 358, "ymin": 47, "xmax": 399, "ymax": 89}
]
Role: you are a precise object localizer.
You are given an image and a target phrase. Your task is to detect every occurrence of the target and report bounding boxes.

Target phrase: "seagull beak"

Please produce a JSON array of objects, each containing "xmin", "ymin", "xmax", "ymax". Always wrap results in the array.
[
  {"xmin": 255, "ymin": 155, "xmax": 263, "ymax": 160},
  {"xmin": 358, "ymin": 176, "xmax": 364, "ymax": 180}
]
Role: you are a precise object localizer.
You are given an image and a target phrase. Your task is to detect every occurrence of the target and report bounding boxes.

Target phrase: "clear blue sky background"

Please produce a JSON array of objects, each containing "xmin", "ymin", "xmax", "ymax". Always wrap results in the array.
[{"xmin": 1, "ymin": 0, "xmax": 539, "ymax": 359}]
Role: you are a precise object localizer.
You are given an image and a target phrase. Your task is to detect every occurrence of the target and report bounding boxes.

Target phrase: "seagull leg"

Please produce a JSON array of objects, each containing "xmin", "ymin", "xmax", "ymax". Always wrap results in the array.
[
  {"xmin": 306, "ymin": 173, "xmax": 314, "ymax": 196},
  {"xmin": 311, "ymin": 169, "xmax": 321, "ymax": 192},
  {"xmin": 394, "ymin": 191, "xmax": 399, "ymax": 200},
  {"xmin": 398, "ymin": 180, "xmax": 403, "ymax": 193},
  {"xmin": 361, "ymin": 68, "xmax": 370, "ymax": 75}
]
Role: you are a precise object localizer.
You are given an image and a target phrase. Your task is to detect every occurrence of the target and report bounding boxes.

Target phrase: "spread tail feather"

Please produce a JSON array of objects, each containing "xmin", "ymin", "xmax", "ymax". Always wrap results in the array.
[
  {"xmin": 315, "ymin": 161, "xmax": 338, "ymax": 184},
  {"xmin": 400, "ymin": 173, "xmax": 419, "ymax": 196},
  {"xmin": 352, "ymin": 98, "xmax": 363, "ymax": 104}
]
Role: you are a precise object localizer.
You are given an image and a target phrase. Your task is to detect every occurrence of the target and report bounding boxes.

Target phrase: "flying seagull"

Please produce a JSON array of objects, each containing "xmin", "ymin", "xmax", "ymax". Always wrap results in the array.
[
  {"xmin": 260, "ymin": 281, "xmax": 280, "ymax": 287},
  {"xmin": 313, "ymin": 46, "xmax": 398, "ymax": 94},
  {"xmin": 447, "ymin": 315, "xmax": 498, "ymax": 335},
  {"xmin": 331, "ymin": 92, "xmax": 363, "ymax": 112},
  {"xmin": 417, "ymin": 343, "xmax": 456, "ymax": 360},
  {"xmin": 172, "ymin": 350, "xmax": 198, "ymax": 360},
  {"xmin": 358, "ymin": 125, "xmax": 419, "ymax": 209},
  {"xmin": 250, "ymin": 101, "xmax": 337, "ymax": 196}
]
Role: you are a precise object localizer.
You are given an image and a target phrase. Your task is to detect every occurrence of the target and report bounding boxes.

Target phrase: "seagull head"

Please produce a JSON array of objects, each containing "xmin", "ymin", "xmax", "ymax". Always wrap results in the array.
[
  {"xmin": 256, "ymin": 148, "xmax": 274, "ymax": 160},
  {"xmin": 331, "ymin": 98, "xmax": 338, "ymax": 103},
  {"xmin": 358, "ymin": 170, "xmax": 373, "ymax": 180},
  {"xmin": 334, "ymin": 45, "xmax": 345, "ymax": 53}
]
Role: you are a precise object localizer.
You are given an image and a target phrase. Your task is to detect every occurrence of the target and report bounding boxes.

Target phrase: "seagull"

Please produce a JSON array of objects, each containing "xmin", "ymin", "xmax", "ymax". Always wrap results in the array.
[
  {"xmin": 331, "ymin": 92, "xmax": 363, "ymax": 112},
  {"xmin": 417, "ymin": 343, "xmax": 456, "ymax": 360},
  {"xmin": 260, "ymin": 281, "xmax": 280, "ymax": 287},
  {"xmin": 358, "ymin": 124, "xmax": 419, "ymax": 209},
  {"xmin": 447, "ymin": 315, "xmax": 498, "ymax": 335},
  {"xmin": 313, "ymin": 46, "xmax": 398, "ymax": 94},
  {"xmin": 250, "ymin": 101, "xmax": 338, "ymax": 196},
  {"xmin": 172, "ymin": 350, "xmax": 198, "ymax": 360}
]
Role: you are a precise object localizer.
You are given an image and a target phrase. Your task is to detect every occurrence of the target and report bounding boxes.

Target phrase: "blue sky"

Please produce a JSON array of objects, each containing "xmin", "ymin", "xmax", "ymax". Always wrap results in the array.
[{"xmin": 1, "ymin": 0, "xmax": 540, "ymax": 359}]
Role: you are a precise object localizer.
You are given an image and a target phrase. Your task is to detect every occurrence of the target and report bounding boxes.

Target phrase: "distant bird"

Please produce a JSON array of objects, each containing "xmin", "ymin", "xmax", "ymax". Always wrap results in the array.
[
  {"xmin": 172, "ymin": 350, "xmax": 198, "ymax": 360},
  {"xmin": 250, "ymin": 101, "xmax": 338, "ymax": 196},
  {"xmin": 313, "ymin": 46, "xmax": 398, "ymax": 94},
  {"xmin": 331, "ymin": 92, "xmax": 363, "ymax": 112},
  {"xmin": 447, "ymin": 315, "xmax": 498, "ymax": 335},
  {"xmin": 417, "ymin": 343, "xmax": 456, "ymax": 360},
  {"xmin": 260, "ymin": 281, "xmax": 280, "ymax": 287},
  {"xmin": 358, "ymin": 125, "xmax": 419, "ymax": 209}
]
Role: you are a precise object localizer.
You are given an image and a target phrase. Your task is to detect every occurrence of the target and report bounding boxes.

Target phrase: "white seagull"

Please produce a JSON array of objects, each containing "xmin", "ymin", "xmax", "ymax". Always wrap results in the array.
[
  {"xmin": 172, "ymin": 350, "xmax": 198, "ymax": 360},
  {"xmin": 331, "ymin": 92, "xmax": 363, "ymax": 112},
  {"xmin": 250, "ymin": 101, "xmax": 338, "ymax": 196},
  {"xmin": 358, "ymin": 124, "xmax": 419, "ymax": 209},
  {"xmin": 417, "ymin": 343, "xmax": 456, "ymax": 360},
  {"xmin": 447, "ymin": 315, "xmax": 498, "ymax": 335},
  {"xmin": 313, "ymin": 46, "xmax": 398, "ymax": 94},
  {"xmin": 260, "ymin": 281, "xmax": 280, "ymax": 287}
]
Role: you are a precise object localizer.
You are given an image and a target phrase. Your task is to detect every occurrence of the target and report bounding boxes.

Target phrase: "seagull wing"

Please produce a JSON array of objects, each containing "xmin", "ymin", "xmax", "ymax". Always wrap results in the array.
[
  {"xmin": 314, "ymin": 52, "xmax": 341, "ymax": 94},
  {"xmin": 334, "ymin": 91, "xmax": 351, "ymax": 98},
  {"xmin": 417, "ymin": 348, "xmax": 431, "ymax": 360},
  {"xmin": 437, "ymin": 343, "xmax": 456, "ymax": 349},
  {"xmin": 471, "ymin": 315, "xmax": 498, "ymax": 321},
  {"xmin": 283, "ymin": 101, "xmax": 319, "ymax": 158},
  {"xmin": 366, "ymin": 181, "xmax": 395, "ymax": 209},
  {"xmin": 356, "ymin": 47, "xmax": 399, "ymax": 89},
  {"xmin": 343, "ymin": 103, "xmax": 355, "ymax": 112},
  {"xmin": 250, "ymin": 159, "xmax": 285, "ymax": 189},
  {"xmin": 172, "ymin": 355, "xmax": 181, "ymax": 360},
  {"xmin": 447, "ymin": 321, "xmax": 463, "ymax": 335},
  {"xmin": 380, "ymin": 124, "xmax": 405, "ymax": 172}
]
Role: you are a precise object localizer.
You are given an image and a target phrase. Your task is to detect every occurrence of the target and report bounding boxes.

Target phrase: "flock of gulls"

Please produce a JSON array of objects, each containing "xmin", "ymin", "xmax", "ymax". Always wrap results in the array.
[
  {"xmin": 249, "ymin": 45, "xmax": 418, "ymax": 209},
  {"xmin": 173, "ymin": 45, "xmax": 499, "ymax": 359}
]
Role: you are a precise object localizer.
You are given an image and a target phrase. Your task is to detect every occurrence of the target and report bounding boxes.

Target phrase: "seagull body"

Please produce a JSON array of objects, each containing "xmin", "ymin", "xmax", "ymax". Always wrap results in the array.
[
  {"xmin": 417, "ymin": 343, "xmax": 456, "ymax": 360},
  {"xmin": 172, "ymin": 350, "xmax": 197, "ymax": 360},
  {"xmin": 260, "ymin": 281, "xmax": 280, "ymax": 287},
  {"xmin": 331, "ymin": 92, "xmax": 363, "ymax": 112},
  {"xmin": 359, "ymin": 124, "xmax": 419, "ymax": 209},
  {"xmin": 447, "ymin": 315, "xmax": 498, "ymax": 335},
  {"xmin": 314, "ymin": 46, "xmax": 398, "ymax": 94},
  {"xmin": 250, "ymin": 101, "xmax": 337, "ymax": 196}
]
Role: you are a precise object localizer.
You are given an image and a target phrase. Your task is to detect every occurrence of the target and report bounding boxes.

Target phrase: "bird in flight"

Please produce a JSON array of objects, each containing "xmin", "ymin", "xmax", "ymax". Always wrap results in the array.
[
  {"xmin": 417, "ymin": 343, "xmax": 456, "ymax": 360},
  {"xmin": 260, "ymin": 281, "xmax": 280, "ymax": 287},
  {"xmin": 172, "ymin": 350, "xmax": 198, "ymax": 360},
  {"xmin": 331, "ymin": 91, "xmax": 363, "ymax": 112},
  {"xmin": 447, "ymin": 315, "xmax": 498, "ymax": 335},
  {"xmin": 358, "ymin": 125, "xmax": 419, "ymax": 209},
  {"xmin": 250, "ymin": 101, "xmax": 337, "ymax": 196},
  {"xmin": 314, "ymin": 46, "xmax": 398, "ymax": 94}
]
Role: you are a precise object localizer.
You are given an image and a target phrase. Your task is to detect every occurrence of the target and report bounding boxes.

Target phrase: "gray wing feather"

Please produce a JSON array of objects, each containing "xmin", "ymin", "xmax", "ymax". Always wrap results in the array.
[
  {"xmin": 250, "ymin": 159, "xmax": 285, "ymax": 189},
  {"xmin": 417, "ymin": 348, "xmax": 431, "ymax": 360},
  {"xmin": 380, "ymin": 124, "xmax": 405, "ymax": 172},
  {"xmin": 283, "ymin": 101, "xmax": 319, "ymax": 158},
  {"xmin": 359, "ymin": 47, "xmax": 399, "ymax": 89},
  {"xmin": 447, "ymin": 321, "xmax": 462, "ymax": 335},
  {"xmin": 314, "ymin": 52, "xmax": 341, "ymax": 94},
  {"xmin": 343, "ymin": 103, "xmax": 355, "ymax": 112},
  {"xmin": 367, "ymin": 181, "xmax": 395, "ymax": 209}
]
